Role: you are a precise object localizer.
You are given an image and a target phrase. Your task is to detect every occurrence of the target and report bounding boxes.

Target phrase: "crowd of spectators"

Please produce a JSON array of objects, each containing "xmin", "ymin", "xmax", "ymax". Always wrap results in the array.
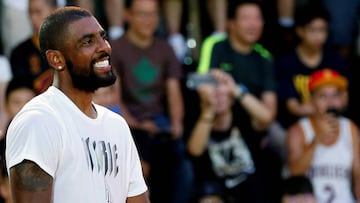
[{"xmin": 2, "ymin": 0, "xmax": 360, "ymax": 202}]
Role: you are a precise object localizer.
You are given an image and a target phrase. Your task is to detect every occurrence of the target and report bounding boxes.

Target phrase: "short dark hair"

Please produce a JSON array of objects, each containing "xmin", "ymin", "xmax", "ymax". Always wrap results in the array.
[
  {"xmin": 283, "ymin": 175, "xmax": 314, "ymax": 196},
  {"xmin": 227, "ymin": 0, "xmax": 263, "ymax": 20},
  {"xmin": 5, "ymin": 76, "xmax": 35, "ymax": 103},
  {"xmin": 39, "ymin": 6, "xmax": 92, "ymax": 56},
  {"xmin": 295, "ymin": 3, "xmax": 330, "ymax": 27}
]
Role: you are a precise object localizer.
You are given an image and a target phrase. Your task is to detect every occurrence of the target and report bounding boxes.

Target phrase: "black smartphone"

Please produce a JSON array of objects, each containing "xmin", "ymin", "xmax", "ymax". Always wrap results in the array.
[{"xmin": 186, "ymin": 72, "xmax": 217, "ymax": 90}]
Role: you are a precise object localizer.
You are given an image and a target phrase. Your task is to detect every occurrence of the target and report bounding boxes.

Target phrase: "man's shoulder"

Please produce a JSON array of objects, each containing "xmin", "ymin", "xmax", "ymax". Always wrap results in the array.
[
  {"xmin": 287, "ymin": 119, "xmax": 307, "ymax": 142},
  {"xmin": 209, "ymin": 36, "xmax": 228, "ymax": 50},
  {"xmin": 200, "ymin": 35, "xmax": 228, "ymax": 53},
  {"xmin": 252, "ymin": 44, "xmax": 273, "ymax": 61},
  {"xmin": 17, "ymin": 93, "xmax": 59, "ymax": 118},
  {"xmin": 9, "ymin": 96, "xmax": 61, "ymax": 133},
  {"xmin": 20, "ymin": 87, "xmax": 66, "ymax": 118}
]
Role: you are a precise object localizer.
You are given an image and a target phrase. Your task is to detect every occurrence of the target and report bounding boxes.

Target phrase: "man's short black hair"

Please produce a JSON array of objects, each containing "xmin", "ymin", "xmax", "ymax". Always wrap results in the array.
[
  {"xmin": 39, "ymin": 6, "xmax": 92, "ymax": 57},
  {"xmin": 227, "ymin": 0, "xmax": 263, "ymax": 20},
  {"xmin": 295, "ymin": 3, "xmax": 330, "ymax": 27},
  {"xmin": 282, "ymin": 175, "xmax": 314, "ymax": 196},
  {"xmin": 5, "ymin": 76, "xmax": 35, "ymax": 103}
]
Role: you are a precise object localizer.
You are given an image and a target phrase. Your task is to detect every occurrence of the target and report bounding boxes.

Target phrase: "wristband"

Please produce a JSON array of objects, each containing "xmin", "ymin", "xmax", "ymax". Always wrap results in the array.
[
  {"xmin": 235, "ymin": 83, "xmax": 249, "ymax": 101},
  {"xmin": 278, "ymin": 17, "xmax": 294, "ymax": 28}
]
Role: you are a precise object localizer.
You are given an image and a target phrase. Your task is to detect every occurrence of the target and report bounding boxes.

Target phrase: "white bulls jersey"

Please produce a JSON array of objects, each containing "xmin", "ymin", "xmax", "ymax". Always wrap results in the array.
[{"xmin": 300, "ymin": 117, "xmax": 355, "ymax": 203}]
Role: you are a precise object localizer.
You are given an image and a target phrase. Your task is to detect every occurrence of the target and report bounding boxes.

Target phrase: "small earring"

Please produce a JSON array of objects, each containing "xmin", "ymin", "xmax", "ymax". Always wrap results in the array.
[{"xmin": 58, "ymin": 66, "xmax": 63, "ymax": 70}]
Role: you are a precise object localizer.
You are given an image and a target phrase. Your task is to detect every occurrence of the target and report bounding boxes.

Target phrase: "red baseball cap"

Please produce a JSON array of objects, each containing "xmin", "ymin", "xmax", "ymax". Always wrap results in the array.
[{"xmin": 308, "ymin": 69, "xmax": 348, "ymax": 92}]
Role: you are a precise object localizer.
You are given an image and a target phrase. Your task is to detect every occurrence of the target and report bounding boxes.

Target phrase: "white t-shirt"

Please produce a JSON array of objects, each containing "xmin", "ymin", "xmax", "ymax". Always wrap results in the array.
[{"xmin": 6, "ymin": 86, "xmax": 147, "ymax": 203}]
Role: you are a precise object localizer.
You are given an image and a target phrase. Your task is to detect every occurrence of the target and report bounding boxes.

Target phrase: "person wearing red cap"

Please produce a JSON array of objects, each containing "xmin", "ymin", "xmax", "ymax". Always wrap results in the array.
[{"xmin": 286, "ymin": 69, "xmax": 360, "ymax": 203}]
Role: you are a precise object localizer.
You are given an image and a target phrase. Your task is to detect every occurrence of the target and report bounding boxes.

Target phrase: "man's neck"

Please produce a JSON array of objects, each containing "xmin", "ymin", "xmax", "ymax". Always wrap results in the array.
[
  {"xmin": 297, "ymin": 43, "xmax": 322, "ymax": 58},
  {"xmin": 68, "ymin": 90, "xmax": 96, "ymax": 118},
  {"xmin": 296, "ymin": 44, "xmax": 322, "ymax": 68},
  {"xmin": 228, "ymin": 34, "xmax": 253, "ymax": 54},
  {"xmin": 56, "ymin": 80, "xmax": 97, "ymax": 119}
]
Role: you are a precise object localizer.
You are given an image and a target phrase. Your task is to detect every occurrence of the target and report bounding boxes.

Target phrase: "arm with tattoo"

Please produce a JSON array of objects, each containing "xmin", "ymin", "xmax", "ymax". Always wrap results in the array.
[{"xmin": 10, "ymin": 160, "xmax": 53, "ymax": 203}]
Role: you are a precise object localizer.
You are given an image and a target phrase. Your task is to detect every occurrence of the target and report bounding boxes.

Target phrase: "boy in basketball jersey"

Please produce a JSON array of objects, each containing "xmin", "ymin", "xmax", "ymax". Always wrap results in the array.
[{"xmin": 286, "ymin": 69, "xmax": 360, "ymax": 203}]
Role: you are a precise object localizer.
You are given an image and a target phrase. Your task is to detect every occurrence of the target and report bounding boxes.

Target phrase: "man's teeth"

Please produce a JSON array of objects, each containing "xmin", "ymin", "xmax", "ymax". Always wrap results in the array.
[{"xmin": 94, "ymin": 60, "xmax": 109, "ymax": 68}]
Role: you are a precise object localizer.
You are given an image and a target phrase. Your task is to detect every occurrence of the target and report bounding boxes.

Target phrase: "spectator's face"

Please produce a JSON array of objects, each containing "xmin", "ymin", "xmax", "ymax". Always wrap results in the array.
[
  {"xmin": 29, "ymin": 0, "xmax": 55, "ymax": 34},
  {"xmin": 127, "ymin": 0, "xmax": 159, "ymax": 39},
  {"xmin": 311, "ymin": 85, "xmax": 343, "ymax": 116},
  {"xmin": 61, "ymin": 17, "xmax": 116, "ymax": 92},
  {"xmin": 229, "ymin": 4, "xmax": 263, "ymax": 45},
  {"xmin": 6, "ymin": 88, "xmax": 35, "ymax": 118},
  {"xmin": 297, "ymin": 18, "xmax": 328, "ymax": 50}
]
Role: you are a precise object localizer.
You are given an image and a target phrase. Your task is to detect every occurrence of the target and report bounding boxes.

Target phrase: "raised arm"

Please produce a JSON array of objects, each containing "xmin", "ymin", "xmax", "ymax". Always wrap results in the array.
[
  {"xmin": 239, "ymin": 90, "xmax": 277, "ymax": 131},
  {"xmin": 286, "ymin": 123, "xmax": 316, "ymax": 175},
  {"xmin": 187, "ymin": 84, "xmax": 216, "ymax": 156},
  {"xmin": 10, "ymin": 160, "xmax": 53, "ymax": 203},
  {"xmin": 211, "ymin": 69, "xmax": 276, "ymax": 131}
]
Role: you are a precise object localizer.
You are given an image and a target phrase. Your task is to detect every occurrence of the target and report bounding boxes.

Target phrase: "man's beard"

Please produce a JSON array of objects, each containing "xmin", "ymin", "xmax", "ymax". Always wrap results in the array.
[{"xmin": 66, "ymin": 58, "xmax": 116, "ymax": 92}]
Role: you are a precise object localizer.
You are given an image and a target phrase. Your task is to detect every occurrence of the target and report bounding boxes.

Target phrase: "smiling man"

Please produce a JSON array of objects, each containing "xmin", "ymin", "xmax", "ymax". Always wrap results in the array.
[{"xmin": 5, "ymin": 6, "xmax": 149, "ymax": 203}]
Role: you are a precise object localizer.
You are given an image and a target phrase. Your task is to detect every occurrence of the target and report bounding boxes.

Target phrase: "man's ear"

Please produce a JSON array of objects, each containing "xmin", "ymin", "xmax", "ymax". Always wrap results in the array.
[{"xmin": 46, "ymin": 50, "xmax": 65, "ymax": 71}]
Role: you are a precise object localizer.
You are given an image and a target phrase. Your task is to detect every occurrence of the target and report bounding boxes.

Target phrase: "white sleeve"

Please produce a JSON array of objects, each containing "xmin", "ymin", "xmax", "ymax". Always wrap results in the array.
[
  {"xmin": 0, "ymin": 56, "xmax": 12, "ymax": 82},
  {"xmin": 127, "ymin": 134, "xmax": 148, "ymax": 197},
  {"xmin": 6, "ymin": 109, "xmax": 62, "ymax": 177}
]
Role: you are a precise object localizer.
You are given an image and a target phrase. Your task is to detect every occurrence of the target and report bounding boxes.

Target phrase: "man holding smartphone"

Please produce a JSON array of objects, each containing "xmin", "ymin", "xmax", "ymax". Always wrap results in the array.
[{"xmin": 194, "ymin": 1, "xmax": 278, "ymax": 202}]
